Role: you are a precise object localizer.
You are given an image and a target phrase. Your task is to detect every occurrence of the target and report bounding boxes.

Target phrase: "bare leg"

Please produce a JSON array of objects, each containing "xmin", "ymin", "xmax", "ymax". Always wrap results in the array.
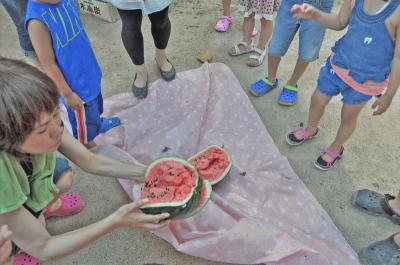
[
  {"xmin": 257, "ymin": 18, "xmax": 273, "ymax": 50},
  {"xmin": 267, "ymin": 54, "xmax": 281, "ymax": 82},
  {"xmin": 286, "ymin": 58, "xmax": 310, "ymax": 86},
  {"xmin": 243, "ymin": 14, "xmax": 255, "ymax": 43},
  {"xmin": 228, "ymin": 14, "xmax": 255, "ymax": 55},
  {"xmin": 155, "ymin": 48, "xmax": 172, "ymax": 72},
  {"xmin": 321, "ymin": 102, "xmax": 366, "ymax": 161},
  {"xmin": 222, "ymin": 0, "xmax": 231, "ymax": 16},
  {"xmin": 45, "ymin": 170, "xmax": 74, "ymax": 212},
  {"xmin": 293, "ymin": 89, "xmax": 332, "ymax": 139},
  {"xmin": 247, "ymin": 18, "xmax": 273, "ymax": 66}
]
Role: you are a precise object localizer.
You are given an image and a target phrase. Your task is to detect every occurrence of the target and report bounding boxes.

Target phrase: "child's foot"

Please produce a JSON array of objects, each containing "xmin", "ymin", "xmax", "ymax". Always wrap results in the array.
[
  {"xmin": 100, "ymin": 117, "xmax": 121, "ymax": 133},
  {"xmin": 214, "ymin": 16, "xmax": 232, "ymax": 32},
  {"xmin": 247, "ymin": 47, "xmax": 266, "ymax": 67},
  {"xmin": 228, "ymin": 40, "xmax": 254, "ymax": 56},
  {"xmin": 249, "ymin": 77, "xmax": 278, "ymax": 97},
  {"xmin": 13, "ymin": 252, "xmax": 40, "ymax": 265},
  {"xmin": 278, "ymin": 84, "xmax": 299, "ymax": 106},
  {"xmin": 360, "ymin": 233, "xmax": 400, "ymax": 265},
  {"xmin": 351, "ymin": 189, "xmax": 400, "ymax": 224},
  {"xmin": 314, "ymin": 146, "xmax": 344, "ymax": 171},
  {"xmin": 43, "ymin": 192, "xmax": 85, "ymax": 218},
  {"xmin": 286, "ymin": 123, "xmax": 319, "ymax": 146}
]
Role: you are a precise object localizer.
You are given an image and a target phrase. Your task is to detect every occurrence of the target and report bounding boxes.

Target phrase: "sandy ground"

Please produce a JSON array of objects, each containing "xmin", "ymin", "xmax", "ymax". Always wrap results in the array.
[{"xmin": 1, "ymin": 1, "xmax": 400, "ymax": 264}]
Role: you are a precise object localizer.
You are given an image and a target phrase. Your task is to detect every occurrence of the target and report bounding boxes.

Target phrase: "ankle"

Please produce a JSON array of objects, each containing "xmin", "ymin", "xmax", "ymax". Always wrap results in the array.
[
  {"xmin": 305, "ymin": 126, "xmax": 317, "ymax": 135},
  {"xmin": 388, "ymin": 198, "xmax": 400, "ymax": 215},
  {"xmin": 47, "ymin": 198, "xmax": 61, "ymax": 212},
  {"xmin": 267, "ymin": 76, "xmax": 277, "ymax": 83},
  {"xmin": 286, "ymin": 80, "xmax": 298, "ymax": 87},
  {"xmin": 327, "ymin": 144, "xmax": 342, "ymax": 153},
  {"xmin": 393, "ymin": 233, "xmax": 400, "ymax": 246}
]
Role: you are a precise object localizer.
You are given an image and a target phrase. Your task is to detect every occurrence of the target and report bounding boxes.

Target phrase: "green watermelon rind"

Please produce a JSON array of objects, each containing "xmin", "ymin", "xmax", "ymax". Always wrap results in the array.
[
  {"xmin": 179, "ymin": 180, "xmax": 212, "ymax": 219},
  {"xmin": 140, "ymin": 157, "xmax": 201, "ymax": 219},
  {"xmin": 188, "ymin": 144, "xmax": 232, "ymax": 186}
]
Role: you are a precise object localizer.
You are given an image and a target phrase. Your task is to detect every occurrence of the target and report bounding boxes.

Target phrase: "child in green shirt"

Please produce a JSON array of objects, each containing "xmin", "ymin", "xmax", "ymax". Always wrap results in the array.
[{"xmin": 0, "ymin": 58, "xmax": 169, "ymax": 265}]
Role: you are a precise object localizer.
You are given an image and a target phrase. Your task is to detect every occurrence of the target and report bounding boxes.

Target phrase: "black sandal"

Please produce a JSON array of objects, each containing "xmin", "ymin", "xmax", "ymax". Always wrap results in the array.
[
  {"xmin": 132, "ymin": 73, "xmax": 148, "ymax": 99},
  {"xmin": 156, "ymin": 58, "xmax": 176, "ymax": 81}
]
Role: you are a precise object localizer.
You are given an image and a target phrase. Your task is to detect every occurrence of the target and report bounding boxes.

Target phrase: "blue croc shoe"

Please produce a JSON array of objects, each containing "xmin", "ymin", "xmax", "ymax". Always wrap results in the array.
[
  {"xmin": 100, "ymin": 117, "xmax": 121, "ymax": 133},
  {"xmin": 249, "ymin": 77, "xmax": 278, "ymax": 97},
  {"xmin": 278, "ymin": 84, "xmax": 299, "ymax": 106}
]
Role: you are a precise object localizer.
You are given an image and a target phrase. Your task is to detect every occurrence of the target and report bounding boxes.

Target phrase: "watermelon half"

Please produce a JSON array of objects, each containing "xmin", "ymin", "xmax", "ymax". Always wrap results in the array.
[
  {"xmin": 140, "ymin": 157, "xmax": 202, "ymax": 219},
  {"xmin": 189, "ymin": 145, "xmax": 232, "ymax": 185},
  {"xmin": 179, "ymin": 180, "xmax": 212, "ymax": 219}
]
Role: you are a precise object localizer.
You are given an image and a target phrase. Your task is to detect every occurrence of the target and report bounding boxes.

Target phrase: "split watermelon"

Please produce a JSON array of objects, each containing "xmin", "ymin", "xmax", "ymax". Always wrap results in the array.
[
  {"xmin": 140, "ymin": 157, "xmax": 203, "ymax": 219},
  {"xmin": 189, "ymin": 145, "xmax": 232, "ymax": 185}
]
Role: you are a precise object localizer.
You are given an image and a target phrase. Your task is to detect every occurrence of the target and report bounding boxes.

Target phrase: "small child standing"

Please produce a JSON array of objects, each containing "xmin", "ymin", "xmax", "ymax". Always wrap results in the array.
[
  {"xmin": 26, "ymin": 0, "xmax": 121, "ymax": 148},
  {"xmin": 249, "ymin": 0, "xmax": 334, "ymax": 106},
  {"xmin": 286, "ymin": 0, "xmax": 400, "ymax": 170},
  {"xmin": 228, "ymin": 0, "xmax": 279, "ymax": 67}
]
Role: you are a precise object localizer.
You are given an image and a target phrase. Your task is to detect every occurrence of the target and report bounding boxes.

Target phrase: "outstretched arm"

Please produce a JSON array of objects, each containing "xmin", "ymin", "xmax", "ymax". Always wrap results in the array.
[
  {"xmin": 59, "ymin": 130, "xmax": 146, "ymax": 180},
  {"xmin": 0, "ymin": 200, "xmax": 168, "ymax": 261},
  {"xmin": 291, "ymin": 0, "xmax": 352, "ymax": 30}
]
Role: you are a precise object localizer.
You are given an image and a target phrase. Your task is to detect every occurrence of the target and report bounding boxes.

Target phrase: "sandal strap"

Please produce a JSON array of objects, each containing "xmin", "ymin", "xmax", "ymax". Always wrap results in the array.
[
  {"xmin": 249, "ymin": 48, "xmax": 266, "ymax": 60},
  {"xmin": 298, "ymin": 126, "xmax": 308, "ymax": 140},
  {"xmin": 322, "ymin": 148, "xmax": 342, "ymax": 160},
  {"xmin": 283, "ymin": 84, "xmax": 299, "ymax": 92},
  {"xmin": 234, "ymin": 40, "xmax": 253, "ymax": 54}
]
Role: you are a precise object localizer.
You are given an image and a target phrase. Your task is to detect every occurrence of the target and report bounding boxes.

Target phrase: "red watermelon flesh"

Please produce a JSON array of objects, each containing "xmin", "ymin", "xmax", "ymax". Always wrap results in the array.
[
  {"xmin": 142, "ymin": 160, "xmax": 197, "ymax": 204},
  {"xmin": 189, "ymin": 146, "xmax": 230, "ymax": 183}
]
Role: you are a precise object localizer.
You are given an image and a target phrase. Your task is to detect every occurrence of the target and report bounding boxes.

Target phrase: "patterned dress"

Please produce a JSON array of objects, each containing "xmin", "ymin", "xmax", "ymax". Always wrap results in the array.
[{"xmin": 239, "ymin": 0, "xmax": 280, "ymax": 20}]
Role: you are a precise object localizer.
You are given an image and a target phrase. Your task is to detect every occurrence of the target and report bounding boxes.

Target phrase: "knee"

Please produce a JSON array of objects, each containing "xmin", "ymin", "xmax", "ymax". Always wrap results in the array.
[
  {"xmin": 56, "ymin": 170, "xmax": 74, "ymax": 193},
  {"xmin": 121, "ymin": 18, "xmax": 142, "ymax": 34},
  {"xmin": 341, "ymin": 110, "xmax": 359, "ymax": 125},
  {"xmin": 152, "ymin": 17, "xmax": 170, "ymax": 31}
]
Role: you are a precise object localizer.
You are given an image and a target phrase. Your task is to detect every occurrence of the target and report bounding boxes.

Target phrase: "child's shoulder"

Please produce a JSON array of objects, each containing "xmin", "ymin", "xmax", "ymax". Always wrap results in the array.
[{"xmin": 387, "ymin": 7, "xmax": 400, "ymax": 39}]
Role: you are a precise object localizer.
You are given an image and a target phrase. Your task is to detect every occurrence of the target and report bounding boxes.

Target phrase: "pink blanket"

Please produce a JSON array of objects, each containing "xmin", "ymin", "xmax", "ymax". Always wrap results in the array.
[{"xmin": 95, "ymin": 63, "xmax": 361, "ymax": 265}]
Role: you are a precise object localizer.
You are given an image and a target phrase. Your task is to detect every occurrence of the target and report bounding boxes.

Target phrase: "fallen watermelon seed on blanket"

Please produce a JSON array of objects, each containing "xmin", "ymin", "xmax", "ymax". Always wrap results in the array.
[
  {"xmin": 161, "ymin": 146, "xmax": 171, "ymax": 153},
  {"xmin": 140, "ymin": 157, "xmax": 203, "ymax": 219},
  {"xmin": 189, "ymin": 144, "xmax": 232, "ymax": 185}
]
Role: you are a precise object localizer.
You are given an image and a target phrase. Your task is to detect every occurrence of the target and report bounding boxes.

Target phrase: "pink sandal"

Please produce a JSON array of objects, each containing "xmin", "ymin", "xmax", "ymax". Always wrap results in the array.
[
  {"xmin": 43, "ymin": 192, "xmax": 85, "ymax": 218},
  {"xmin": 214, "ymin": 16, "xmax": 232, "ymax": 32},
  {"xmin": 286, "ymin": 123, "xmax": 319, "ymax": 146},
  {"xmin": 13, "ymin": 252, "xmax": 40, "ymax": 265},
  {"xmin": 314, "ymin": 146, "xmax": 344, "ymax": 171}
]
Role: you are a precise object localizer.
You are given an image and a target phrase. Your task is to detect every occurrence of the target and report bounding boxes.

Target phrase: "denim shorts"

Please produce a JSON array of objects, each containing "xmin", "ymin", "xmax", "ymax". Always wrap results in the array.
[
  {"xmin": 0, "ymin": 0, "xmax": 37, "ymax": 58},
  {"xmin": 10, "ymin": 157, "xmax": 71, "ymax": 256},
  {"xmin": 317, "ymin": 58, "xmax": 372, "ymax": 105},
  {"xmin": 268, "ymin": 0, "xmax": 334, "ymax": 61}
]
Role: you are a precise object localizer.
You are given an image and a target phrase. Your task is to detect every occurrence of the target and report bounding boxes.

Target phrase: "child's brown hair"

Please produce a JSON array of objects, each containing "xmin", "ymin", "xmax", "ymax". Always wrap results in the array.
[{"xmin": 0, "ymin": 57, "xmax": 60, "ymax": 157}]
